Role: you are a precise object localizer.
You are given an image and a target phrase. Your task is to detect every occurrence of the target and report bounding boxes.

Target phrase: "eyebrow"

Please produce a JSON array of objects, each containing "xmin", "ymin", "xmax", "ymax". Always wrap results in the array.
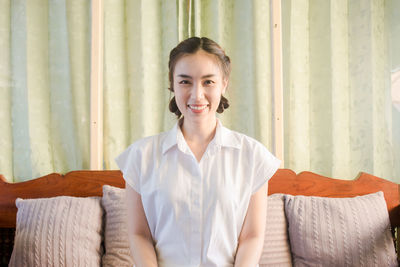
[{"xmin": 176, "ymin": 74, "xmax": 216, "ymax": 79}]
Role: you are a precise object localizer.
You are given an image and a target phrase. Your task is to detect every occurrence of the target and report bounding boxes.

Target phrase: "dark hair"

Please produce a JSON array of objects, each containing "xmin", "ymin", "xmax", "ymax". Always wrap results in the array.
[{"xmin": 168, "ymin": 37, "xmax": 231, "ymax": 118}]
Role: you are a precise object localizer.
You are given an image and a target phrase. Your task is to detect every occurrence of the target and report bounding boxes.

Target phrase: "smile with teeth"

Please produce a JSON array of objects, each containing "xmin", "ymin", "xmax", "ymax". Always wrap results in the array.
[{"xmin": 188, "ymin": 104, "xmax": 209, "ymax": 111}]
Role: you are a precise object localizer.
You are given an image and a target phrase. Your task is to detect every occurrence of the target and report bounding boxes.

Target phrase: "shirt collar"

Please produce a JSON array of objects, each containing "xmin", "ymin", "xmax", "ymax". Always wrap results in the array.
[
  {"xmin": 214, "ymin": 119, "xmax": 241, "ymax": 149},
  {"xmin": 161, "ymin": 118, "xmax": 241, "ymax": 155},
  {"xmin": 162, "ymin": 122, "xmax": 179, "ymax": 154}
]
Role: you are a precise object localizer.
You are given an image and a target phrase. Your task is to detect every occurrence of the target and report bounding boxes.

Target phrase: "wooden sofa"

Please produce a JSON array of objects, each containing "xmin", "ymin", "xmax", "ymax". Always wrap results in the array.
[{"xmin": 0, "ymin": 169, "xmax": 399, "ymax": 265}]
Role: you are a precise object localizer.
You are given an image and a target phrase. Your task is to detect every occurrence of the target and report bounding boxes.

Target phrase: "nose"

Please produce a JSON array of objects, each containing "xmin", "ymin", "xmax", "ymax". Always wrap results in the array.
[{"xmin": 191, "ymin": 82, "xmax": 205, "ymax": 100}]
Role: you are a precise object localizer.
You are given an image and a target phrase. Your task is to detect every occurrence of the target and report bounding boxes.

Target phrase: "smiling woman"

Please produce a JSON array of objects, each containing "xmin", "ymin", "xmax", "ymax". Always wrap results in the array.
[{"xmin": 115, "ymin": 37, "xmax": 281, "ymax": 267}]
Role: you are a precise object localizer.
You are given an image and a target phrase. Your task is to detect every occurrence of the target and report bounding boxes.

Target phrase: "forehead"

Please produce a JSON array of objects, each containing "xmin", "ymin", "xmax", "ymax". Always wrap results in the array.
[{"xmin": 174, "ymin": 50, "xmax": 223, "ymax": 76}]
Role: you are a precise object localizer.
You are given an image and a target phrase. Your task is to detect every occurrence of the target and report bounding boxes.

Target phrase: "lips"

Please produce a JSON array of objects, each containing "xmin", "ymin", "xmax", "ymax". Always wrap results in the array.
[{"xmin": 188, "ymin": 104, "xmax": 209, "ymax": 113}]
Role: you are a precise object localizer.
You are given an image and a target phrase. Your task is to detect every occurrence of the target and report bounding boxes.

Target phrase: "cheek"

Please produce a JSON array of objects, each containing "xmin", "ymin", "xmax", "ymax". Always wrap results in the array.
[
  {"xmin": 174, "ymin": 90, "xmax": 187, "ymax": 108},
  {"xmin": 210, "ymin": 91, "xmax": 222, "ymax": 104}
]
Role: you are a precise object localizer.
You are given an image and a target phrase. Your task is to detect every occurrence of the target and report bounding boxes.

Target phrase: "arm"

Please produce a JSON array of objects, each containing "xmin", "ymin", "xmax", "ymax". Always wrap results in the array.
[
  {"xmin": 234, "ymin": 182, "xmax": 268, "ymax": 267},
  {"xmin": 125, "ymin": 184, "xmax": 158, "ymax": 267}
]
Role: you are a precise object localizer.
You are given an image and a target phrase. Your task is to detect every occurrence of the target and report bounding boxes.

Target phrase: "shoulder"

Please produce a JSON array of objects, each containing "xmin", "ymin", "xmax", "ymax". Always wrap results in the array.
[
  {"xmin": 229, "ymin": 129, "xmax": 281, "ymax": 181},
  {"xmin": 125, "ymin": 131, "xmax": 169, "ymax": 156},
  {"xmin": 117, "ymin": 131, "xmax": 170, "ymax": 164},
  {"xmin": 223, "ymin": 127, "xmax": 267, "ymax": 152},
  {"xmin": 223, "ymin": 127, "xmax": 280, "ymax": 164},
  {"xmin": 129, "ymin": 133, "xmax": 164, "ymax": 149}
]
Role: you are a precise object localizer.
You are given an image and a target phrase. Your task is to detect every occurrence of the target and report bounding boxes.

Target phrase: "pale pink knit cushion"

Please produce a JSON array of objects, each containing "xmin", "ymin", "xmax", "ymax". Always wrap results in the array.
[
  {"xmin": 259, "ymin": 194, "xmax": 292, "ymax": 267},
  {"xmin": 101, "ymin": 185, "xmax": 134, "ymax": 267},
  {"xmin": 9, "ymin": 196, "xmax": 103, "ymax": 267},
  {"xmin": 285, "ymin": 191, "xmax": 397, "ymax": 267}
]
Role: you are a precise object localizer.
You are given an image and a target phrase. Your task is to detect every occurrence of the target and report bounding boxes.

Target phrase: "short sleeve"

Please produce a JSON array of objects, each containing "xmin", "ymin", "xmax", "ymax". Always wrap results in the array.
[
  {"xmin": 252, "ymin": 144, "xmax": 281, "ymax": 194},
  {"xmin": 115, "ymin": 144, "xmax": 141, "ymax": 194}
]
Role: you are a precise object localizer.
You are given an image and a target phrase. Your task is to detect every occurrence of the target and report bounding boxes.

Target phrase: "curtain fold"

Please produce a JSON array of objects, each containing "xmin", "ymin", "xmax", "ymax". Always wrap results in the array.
[
  {"xmin": 11, "ymin": 0, "xmax": 33, "ymax": 181},
  {"xmin": 283, "ymin": 0, "xmax": 400, "ymax": 181},
  {"xmin": 285, "ymin": 0, "xmax": 311, "ymax": 173},
  {"xmin": 0, "ymin": 0, "xmax": 12, "ymax": 182},
  {"xmin": 389, "ymin": 0, "xmax": 400, "ymax": 183},
  {"xmin": 104, "ymin": 0, "xmax": 275, "ymax": 169},
  {"xmin": 330, "ymin": 0, "xmax": 351, "ymax": 178},
  {"xmin": 65, "ymin": 1, "xmax": 91, "ymax": 171}
]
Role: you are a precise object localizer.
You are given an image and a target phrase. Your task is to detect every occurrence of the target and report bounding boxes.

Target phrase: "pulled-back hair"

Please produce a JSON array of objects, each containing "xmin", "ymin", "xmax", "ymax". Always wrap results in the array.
[{"xmin": 168, "ymin": 37, "xmax": 231, "ymax": 118}]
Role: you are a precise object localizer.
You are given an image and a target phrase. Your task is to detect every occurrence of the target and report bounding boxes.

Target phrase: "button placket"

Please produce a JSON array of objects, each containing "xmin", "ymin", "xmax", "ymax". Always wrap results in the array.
[{"xmin": 190, "ymin": 156, "xmax": 203, "ymax": 265}]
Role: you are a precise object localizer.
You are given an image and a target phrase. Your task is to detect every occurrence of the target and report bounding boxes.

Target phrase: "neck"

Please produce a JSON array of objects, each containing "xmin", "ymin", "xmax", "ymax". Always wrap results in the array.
[{"xmin": 180, "ymin": 116, "xmax": 218, "ymax": 144}]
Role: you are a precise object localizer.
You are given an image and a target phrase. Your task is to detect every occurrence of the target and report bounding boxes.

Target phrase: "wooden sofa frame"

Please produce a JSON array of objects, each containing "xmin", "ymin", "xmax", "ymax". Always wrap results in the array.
[{"xmin": 0, "ymin": 169, "xmax": 399, "ymax": 265}]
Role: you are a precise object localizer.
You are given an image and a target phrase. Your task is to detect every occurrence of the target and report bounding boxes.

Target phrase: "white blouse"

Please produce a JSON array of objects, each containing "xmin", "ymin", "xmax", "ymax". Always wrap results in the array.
[{"xmin": 115, "ymin": 120, "xmax": 281, "ymax": 267}]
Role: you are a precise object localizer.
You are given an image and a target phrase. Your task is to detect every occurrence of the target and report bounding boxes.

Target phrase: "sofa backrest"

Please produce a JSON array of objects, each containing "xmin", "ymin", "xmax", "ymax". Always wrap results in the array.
[{"xmin": 1, "ymin": 169, "xmax": 399, "ymax": 228}]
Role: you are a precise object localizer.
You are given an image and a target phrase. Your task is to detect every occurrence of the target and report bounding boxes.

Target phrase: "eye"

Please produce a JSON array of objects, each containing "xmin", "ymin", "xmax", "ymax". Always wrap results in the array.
[
  {"xmin": 204, "ymin": 80, "xmax": 214, "ymax": 86},
  {"xmin": 179, "ymin": 80, "xmax": 191, "ymax": 85}
]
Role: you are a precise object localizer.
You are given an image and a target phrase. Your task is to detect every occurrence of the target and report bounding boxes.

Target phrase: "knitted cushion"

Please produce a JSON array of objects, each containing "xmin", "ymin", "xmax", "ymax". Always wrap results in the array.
[
  {"xmin": 259, "ymin": 194, "xmax": 292, "ymax": 267},
  {"xmin": 101, "ymin": 185, "xmax": 134, "ymax": 267},
  {"xmin": 9, "ymin": 196, "xmax": 103, "ymax": 267},
  {"xmin": 284, "ymin": 191, "xmax": 397, "ymax": 267}
]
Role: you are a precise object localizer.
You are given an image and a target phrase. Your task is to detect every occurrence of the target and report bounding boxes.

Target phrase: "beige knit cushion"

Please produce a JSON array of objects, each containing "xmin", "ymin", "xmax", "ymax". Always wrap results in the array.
[
  {"xmin": 9, "ymin": 196, "xmax": 103, "ymax": 267},
  {"xmin": 259, "ymin": 194, "xmax": 292, "ymax": 267},
  {"xmin": 284, "ymin": 191, "xmax": 397, "ymax": 267},
  {"xmin": 101, "ymin": 185, "xmax": 134, "ymax": 267}
]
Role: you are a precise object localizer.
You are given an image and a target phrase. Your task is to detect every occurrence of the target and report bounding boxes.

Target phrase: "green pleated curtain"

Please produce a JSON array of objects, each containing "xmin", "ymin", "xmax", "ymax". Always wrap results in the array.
[
  {"xmin": 0, "ymin": 0, "xmax": 90, "ymax": 182},
  {"xmin": 1, "ymin": 0, "xmax": 399, "ymax": 182},
  {"xmin": 282, "ymin": 0, "xmax": 400, "ymax": 181},
  {"xmin": 0, "ymin": 0, "xmax": 275, "ymax": 182}
]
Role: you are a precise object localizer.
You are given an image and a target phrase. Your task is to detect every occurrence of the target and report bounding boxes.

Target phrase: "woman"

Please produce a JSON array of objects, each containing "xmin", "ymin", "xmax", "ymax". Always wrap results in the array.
[{"xmin": 116, "ymin": 37, "xmax": 281, "ymax": 267}]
